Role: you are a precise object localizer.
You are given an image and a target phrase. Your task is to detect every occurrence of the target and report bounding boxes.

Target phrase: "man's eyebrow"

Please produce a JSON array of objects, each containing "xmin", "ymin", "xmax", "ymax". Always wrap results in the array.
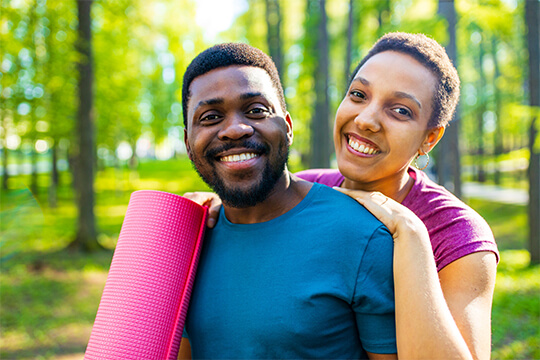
[
  {"xmin": 394, "ymin": 91, "xmax": 422, "ymax": 109},
  {"xmin": 240, "ymin": 92, "xmax": 263, "ymax": 100},
  {"xmin": 195, "ymin": 97, "xmax": 223, "ymax": 111}
]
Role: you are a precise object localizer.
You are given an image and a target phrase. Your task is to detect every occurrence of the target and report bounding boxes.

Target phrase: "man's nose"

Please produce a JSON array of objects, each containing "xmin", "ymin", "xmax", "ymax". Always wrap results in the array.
[
  {"xmin": 353, "ymin": 102, "xmax": 382, "ymax": 132},
  {"xmin": 217, "ymin": 113, "xmax": 255, "ymax": 140}
]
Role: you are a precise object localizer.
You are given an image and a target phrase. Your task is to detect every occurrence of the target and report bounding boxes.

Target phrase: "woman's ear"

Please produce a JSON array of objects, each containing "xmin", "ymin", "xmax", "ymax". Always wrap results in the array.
[{"xmin": 421, "ymin": 126, "xmax": 445, "ymax": 154}]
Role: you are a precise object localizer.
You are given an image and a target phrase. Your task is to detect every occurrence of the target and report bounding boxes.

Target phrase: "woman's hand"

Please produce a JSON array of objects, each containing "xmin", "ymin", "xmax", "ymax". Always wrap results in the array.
[
  {"xmin": 183, "ymin": 191, "xmax": 222, "ymax": 228},
  {"xmin": 333, "ymin": 187, "xmax": 429, "ymax": 243},
  {"xmin": 334, "ymin": 186, "xmax": 474, "ymax": 359}
]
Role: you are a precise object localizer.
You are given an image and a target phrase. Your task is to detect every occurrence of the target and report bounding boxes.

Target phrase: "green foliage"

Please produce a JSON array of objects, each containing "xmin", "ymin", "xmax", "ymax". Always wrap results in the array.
[
  {"xmin": 466, "ymin": 198, "xmax": 527, "ymax": 250},
  {"xmin": 491, "ymin": 250, "xmax": 540, "ymax": 360}
]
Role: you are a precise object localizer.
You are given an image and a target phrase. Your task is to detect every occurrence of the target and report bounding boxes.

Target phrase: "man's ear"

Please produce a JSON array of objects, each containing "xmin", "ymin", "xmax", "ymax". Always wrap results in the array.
[
  {"xmin": 184, "ymin": 128, "xmax": 192, "ymax": 161},
  {"xmin": 285, "ymin": 112, "xmax": 294, "ymax": 146},
  {"xmin": 421, "ymin": 126, "xmax": 445, "ymax": 153}
]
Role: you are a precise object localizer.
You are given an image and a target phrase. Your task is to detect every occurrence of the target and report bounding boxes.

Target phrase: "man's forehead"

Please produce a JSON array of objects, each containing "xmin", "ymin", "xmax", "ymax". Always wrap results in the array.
[
  {"xmin": 190, "ymin": 66, "xmax": 273, "ymax": 92},
  {"xmin": 188, "ymin": 66, "xmax": 279, "ymax": 108}
]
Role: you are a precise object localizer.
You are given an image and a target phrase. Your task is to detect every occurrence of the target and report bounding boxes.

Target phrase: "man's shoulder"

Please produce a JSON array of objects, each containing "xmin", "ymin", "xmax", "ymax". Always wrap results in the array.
[
  {"xmin": 295, "ymin": 168, "xmax": 344, "ymax": 187},
  {"xmin": 304, "ymin": 183, "xmax": 387, "ymax": 232}
]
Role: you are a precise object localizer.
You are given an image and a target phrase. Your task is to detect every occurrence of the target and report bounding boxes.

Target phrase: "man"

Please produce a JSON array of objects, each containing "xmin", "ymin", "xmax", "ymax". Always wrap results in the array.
[{"xmin": 180, "ymin": 43, "xmax": 396, "ymax": 359}]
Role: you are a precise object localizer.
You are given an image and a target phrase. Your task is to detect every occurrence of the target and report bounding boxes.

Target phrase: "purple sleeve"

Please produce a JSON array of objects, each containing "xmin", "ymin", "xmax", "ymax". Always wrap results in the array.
[
  {"xmin": 428, "ymin": 205, "xmax": 499, "ymax": 271},
  {"xmin": 295, "ymin": 169, "xmax": 345, "ymax": 188},
  {"xmin": 403, "ymin": 170, "xmax": 499, "ymax": 271}
]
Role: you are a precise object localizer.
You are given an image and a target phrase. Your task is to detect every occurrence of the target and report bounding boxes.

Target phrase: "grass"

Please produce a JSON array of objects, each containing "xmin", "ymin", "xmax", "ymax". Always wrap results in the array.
[{"xmin": 1, "ymin": 157, "xmax": 538, "ymax": 359}]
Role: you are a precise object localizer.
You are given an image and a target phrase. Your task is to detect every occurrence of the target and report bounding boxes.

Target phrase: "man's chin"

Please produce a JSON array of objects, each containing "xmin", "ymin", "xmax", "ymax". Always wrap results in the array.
[{"xmin": 213, "ymin": 184, "xmax": 269, "ymax": 208}]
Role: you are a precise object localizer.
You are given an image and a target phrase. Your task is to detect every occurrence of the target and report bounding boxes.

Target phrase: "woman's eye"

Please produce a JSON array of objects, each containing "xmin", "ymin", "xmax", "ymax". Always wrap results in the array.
[
  {"xmin": 392, "ymin": 107, "xmax": 411, "ymax": 117},
  {"xmin": 350, "ymin": 90, "xmax": 366, "ymax": 100}
]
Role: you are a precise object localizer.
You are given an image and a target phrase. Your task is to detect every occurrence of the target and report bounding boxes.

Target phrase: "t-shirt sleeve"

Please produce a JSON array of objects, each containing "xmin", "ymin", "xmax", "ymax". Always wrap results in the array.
[
  {"xmin": 431, "ymin": 207, "xmax": 499, "ymax": 271},
  {"xmin": 352, "ymin": 225, "xmax": 397, "ymax": 354}
]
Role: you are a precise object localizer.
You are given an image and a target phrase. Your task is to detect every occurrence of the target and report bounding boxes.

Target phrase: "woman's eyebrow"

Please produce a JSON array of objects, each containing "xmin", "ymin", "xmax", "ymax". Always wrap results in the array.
[
  {"xmin": 352, "ymin": 76, "xmax": 370, "ymax": 86},
  {"xmin": 393, "ymin": 91, "xmax": 422, "ymax": 109}
]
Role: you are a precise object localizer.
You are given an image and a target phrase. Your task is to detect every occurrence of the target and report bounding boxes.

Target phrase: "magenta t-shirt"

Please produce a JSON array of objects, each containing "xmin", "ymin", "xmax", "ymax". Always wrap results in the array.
[{"xmin": 295, "ymin": 167, "xmax": 499, "ymax": 271}]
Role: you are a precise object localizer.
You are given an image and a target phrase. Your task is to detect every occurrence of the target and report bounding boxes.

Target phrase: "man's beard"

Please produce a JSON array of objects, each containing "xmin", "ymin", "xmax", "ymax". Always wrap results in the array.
[{"xmin": 191, "ymin": 139, "xmax": 289, "ymax": 208}]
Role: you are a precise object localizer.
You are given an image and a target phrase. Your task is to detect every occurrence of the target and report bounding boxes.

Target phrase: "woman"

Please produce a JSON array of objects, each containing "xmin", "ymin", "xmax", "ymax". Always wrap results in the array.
[{"xmin": 185, "ymin": 33, "xmax": 498, "ymax": 359}]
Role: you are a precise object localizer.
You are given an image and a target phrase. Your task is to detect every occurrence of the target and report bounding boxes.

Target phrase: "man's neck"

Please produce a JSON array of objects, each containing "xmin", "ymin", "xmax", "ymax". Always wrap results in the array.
[{"xmin": 222, "ymin": 171, "xmax": 312, "ymax": 224}]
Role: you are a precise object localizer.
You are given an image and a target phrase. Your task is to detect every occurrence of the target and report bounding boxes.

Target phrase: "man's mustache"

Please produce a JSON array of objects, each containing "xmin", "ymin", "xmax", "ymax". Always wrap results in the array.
[{"xmin": 205, "ymin": 140, "xmax": 269, "ymax": 160}]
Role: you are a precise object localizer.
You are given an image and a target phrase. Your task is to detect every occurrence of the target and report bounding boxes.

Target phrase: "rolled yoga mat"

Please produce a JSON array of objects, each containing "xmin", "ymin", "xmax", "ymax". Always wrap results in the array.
[{"xmin": 84, "ymin": 190, "xmax": 207, "ymax": 360}]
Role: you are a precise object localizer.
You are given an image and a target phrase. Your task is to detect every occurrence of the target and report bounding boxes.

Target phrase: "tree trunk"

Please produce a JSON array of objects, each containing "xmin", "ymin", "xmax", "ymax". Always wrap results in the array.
[
  {"xmin": 476, "ymin": 37, "xmax": 486, "ymax": 183},
  {"xmin": 265, "ymin": 0, "xmax": 283, "ymax": 79},
  {"xmin": 1, "ymin": 117, "xmax": 8, "ymax": 190},
  {"xmin": 492, "ymin": 37, "xmax": 503, "ymax": 185},
  {"xmin": 344, "ymin": 0, "xmax": 354, "ymax": 90},
  {"xmin": 376, "ymin": 0, "xmax": 391, "ymax": 38},
  {"xmin": 310, "ymin": 0, "xmax": 331, "ymax": 168},
  {"xmin": 437, "ymin": 0, "xmax": 462, "ymax": 197},
  {"xmin": 49, "ymin": 142, "xmax": 58, "ymax": 208},
  {"xmin": 30, "ymin": 147, "xmax": 38, "ymax": 195},
  {"xmin": 526, "ymin": 0, "xmax": 539, "ymax": 264},
  {"xmin": 71, "ymin": 0, "xmax": 100, "ymax": 251}
]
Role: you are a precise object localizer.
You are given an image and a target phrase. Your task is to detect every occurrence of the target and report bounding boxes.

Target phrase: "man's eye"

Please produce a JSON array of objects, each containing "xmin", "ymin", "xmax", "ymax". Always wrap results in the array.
[
  {"xmin": 246, "ymin": 107, "xmax": 269, "ymax": 117},
  {"xmin": 200, "ymin": 114, "xmax": 221, "ymax": 122}
]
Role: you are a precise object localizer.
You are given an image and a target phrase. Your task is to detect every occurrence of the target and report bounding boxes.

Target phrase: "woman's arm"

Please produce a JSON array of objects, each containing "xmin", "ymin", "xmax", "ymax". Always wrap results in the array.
[{"xmin": 334, "ymin": 188, "xmax": 493, "ymax": 359}]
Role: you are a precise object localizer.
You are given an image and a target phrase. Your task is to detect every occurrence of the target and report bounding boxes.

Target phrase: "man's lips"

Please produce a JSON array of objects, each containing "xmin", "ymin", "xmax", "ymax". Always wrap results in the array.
[
  {"xmin": 346, "ymin": 134, "xmax": 381, "ymax": 155},
  {"xmin": 205, "ymin": 140, "xmax": 267, "ymax": 161},
  {"xmin": 219, "ymin": 152, "xmax": 259, "ymax": 163}
]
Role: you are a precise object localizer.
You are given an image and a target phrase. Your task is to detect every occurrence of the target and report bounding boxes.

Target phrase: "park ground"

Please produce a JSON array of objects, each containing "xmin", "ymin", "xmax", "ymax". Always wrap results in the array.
[{"xmin": 1, "ymin": 157, "xmax": 539, "ymax": 359}]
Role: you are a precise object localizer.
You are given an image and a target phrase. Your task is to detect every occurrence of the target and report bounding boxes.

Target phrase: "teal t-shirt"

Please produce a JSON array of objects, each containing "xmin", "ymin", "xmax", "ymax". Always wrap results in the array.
[{"xmin": 185, "ymin": 183, "xmax": 396, "ymax": 358}]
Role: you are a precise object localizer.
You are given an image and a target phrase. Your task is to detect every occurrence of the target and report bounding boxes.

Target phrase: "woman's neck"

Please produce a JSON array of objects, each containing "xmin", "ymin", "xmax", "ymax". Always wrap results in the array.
[{"xmin": 341, "ymin": 168, "xmax": 414, "ymax": 204}]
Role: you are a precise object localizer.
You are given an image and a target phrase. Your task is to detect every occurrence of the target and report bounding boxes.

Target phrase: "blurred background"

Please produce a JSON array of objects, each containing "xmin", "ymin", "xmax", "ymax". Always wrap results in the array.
[{"xmin": 1, "ymin": 0, "xmax": 539, "ymax": 359}]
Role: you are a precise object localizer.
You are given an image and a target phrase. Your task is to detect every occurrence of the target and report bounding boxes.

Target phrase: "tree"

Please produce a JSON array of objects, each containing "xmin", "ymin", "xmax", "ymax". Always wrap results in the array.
[
  {"xmin": 525, "ymin": 0, "xmax": 539, "ymax": 264},
  {"xmin": 71, "ymin": 0, "xmax": 100, "ymax": 251},
  {"xmin": 264, "ymin": 0, "xmax": 283, "ymax": 79},
  {"xmin": 491, "ymin": 36, "xmax": 504, "ymax": 185},
  {"xmin": 309, "ymin": 0, "xmax": 331, "ymax": 168},
  {"xmin": 344, "ymin": 0, "xmax": 354, "ymax": 90},
  {"xmin": 437, "ymin": 0, "xmax": 461, "ymax": 197},
  {"xmin": 475, "ymin": 32, "xmax": 487, "ymax": 183}
]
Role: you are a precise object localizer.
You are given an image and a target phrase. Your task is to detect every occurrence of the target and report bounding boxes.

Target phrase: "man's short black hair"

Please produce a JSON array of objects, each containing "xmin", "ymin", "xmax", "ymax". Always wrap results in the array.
[
  {"xmin": 182, "ymin": 43, "xmax": 286, "ymax": 128},
  {"xmin": 350, "ymin": 32, "xmax": 460, "ymax": 128}
]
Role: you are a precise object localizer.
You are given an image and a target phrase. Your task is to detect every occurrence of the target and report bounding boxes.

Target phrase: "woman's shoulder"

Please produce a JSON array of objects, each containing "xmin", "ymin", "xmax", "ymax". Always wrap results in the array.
[{"xmin": 404, "ymin": 167, "xmax": 499, "ymax": 270}]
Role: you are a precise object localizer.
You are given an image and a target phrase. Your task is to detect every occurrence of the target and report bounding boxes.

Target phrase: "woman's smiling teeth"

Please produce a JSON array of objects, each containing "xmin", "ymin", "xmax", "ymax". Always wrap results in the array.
[
  {"xmin": 348, "ymin": 136, "xmax": 380, "ymax": 155},
  {"xmin": 220, "ymin": 152, "xmax": 259, "ymax": 163}
]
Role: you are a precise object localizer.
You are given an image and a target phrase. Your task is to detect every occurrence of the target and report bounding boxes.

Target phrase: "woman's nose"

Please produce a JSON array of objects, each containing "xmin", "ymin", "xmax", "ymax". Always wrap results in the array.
[{"xmin": 353, "ymin": 103, "xmax": 382, "ymax": 132}]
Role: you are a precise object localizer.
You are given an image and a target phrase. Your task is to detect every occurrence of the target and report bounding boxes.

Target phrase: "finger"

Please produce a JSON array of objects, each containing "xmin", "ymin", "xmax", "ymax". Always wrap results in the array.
[
  {"xmin": 333, "ymin": 187, "xmax": 397, "ymax": 230},
  {"xmin": 206, "ymin": 203, "xmax": 221, "ymax": 228},
  {"xmin": 333, "ymin": 187, "xmax": 390, "ymax": 207}
]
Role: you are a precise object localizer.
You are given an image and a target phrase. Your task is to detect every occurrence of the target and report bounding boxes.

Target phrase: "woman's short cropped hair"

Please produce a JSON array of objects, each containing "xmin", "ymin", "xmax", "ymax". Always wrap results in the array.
[{"xmin": 351, "ymin": 32, "xmax": 461, "ymax": 128}]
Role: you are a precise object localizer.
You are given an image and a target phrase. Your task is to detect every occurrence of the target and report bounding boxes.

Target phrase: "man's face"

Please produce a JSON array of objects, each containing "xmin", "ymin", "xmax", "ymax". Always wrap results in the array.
[{"xmin": 184, "ymin": 65, "xmax": 293, "ymax": 208}]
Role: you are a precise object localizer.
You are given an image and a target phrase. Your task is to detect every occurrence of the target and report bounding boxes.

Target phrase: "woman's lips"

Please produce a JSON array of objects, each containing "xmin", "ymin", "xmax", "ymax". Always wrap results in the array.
[{"xmin": 346, "ymin": 134, "xmax": 381, "ymax": 155}]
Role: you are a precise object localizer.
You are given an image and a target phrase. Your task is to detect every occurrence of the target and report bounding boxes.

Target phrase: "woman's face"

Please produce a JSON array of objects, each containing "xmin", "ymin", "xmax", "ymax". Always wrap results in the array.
[{"xmin": 334, "ymin": 50, "xmax": 441, "ymax": 189}]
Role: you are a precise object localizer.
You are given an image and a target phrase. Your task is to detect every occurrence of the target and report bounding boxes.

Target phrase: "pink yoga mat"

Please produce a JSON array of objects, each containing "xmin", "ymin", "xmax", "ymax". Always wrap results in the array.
[{"xmin": 84, "ymin": 190, "xmax": 207, "ymax": 360}]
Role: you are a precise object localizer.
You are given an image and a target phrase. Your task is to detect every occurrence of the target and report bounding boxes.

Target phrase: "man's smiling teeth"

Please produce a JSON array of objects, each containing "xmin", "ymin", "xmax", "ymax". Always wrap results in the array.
[
  {"xmin": 348, "ymin": 137, "xmax": 380, "ymax": 155},
  {"xmin": 220, "ymin": 152, "xmax": 258, "ymax": 163}
]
